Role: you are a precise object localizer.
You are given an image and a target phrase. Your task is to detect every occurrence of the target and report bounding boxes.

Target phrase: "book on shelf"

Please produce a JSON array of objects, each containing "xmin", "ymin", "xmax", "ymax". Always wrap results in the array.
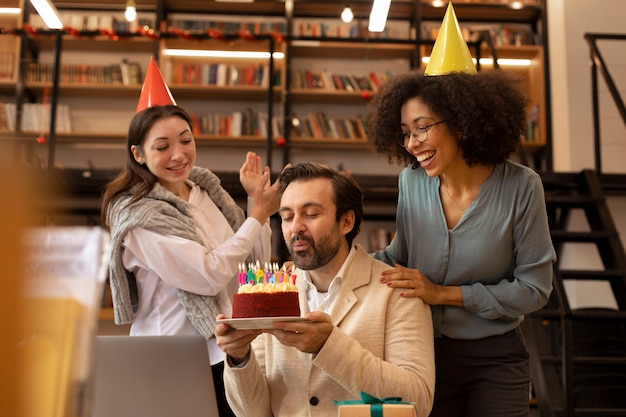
[
  {"xmin": 525, "ymin": 103, "xmax": 540, "ymax": 142},
  {"xmin": 290, "ymin": 113, "xmax": 367, "ymax": 140},
  {"xmin": 293, "ymin": 20, "xmax": 358, "ymax": 38},
  {"xmin": 190, "ymin": 110, "xmax": 281, "ymax": 138},
  {"xmin": 19, "ymin": 103, "xmax": 72, "ymax": 134},
  {"xmin": 166, "ymin": 14, "xmax": 287, "ymax": 36},
  {"xmin": 29, "ymin": 11, "xmax": 155, "ymax": 32},
  {"xmin": 291, "ymin": 69, "xmax": 392, "ymax": 92},
  {"xmin": 0, "ymin": 102, "xmax": 16, "ymax": 132},
  {"xmin": 230, "ymin": 111, "xmax": 242, "ymax": 137},
  {"xmin": 0, "ymin": 52, "xmax": 15, "ymax": 80},
  {"xmin": 421, "ymin": 22, "xmax": 536, "ymax": 46},
  {"xmin": 24, "ymin": 61, "xmax": 140, "ymax": 86},
  {"xmin": 0, "ymin": 103, "xmax": 8, "ymax": 132},
  {"xmin": 164, "ymin": 62, "xmax": 280, "ymax": 88},
  {"xmin": 292, "ymin": 18, "xmax": 410, "ymax": 39},
  {"xmin": 120, "ymin": 60, "xmax": 142, "ymax": 86},
  {"xmin": 339, "ymin": 74, "xmax": 356, "ymax": 92}
]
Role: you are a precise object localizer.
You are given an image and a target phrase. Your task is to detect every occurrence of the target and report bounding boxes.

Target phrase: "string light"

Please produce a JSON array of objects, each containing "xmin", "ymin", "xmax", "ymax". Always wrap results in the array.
[
  {"xmin": 124, "ymin": 0, "xmax": 137, "ymax": 22},
  {"xmin": 341, "ymin": 5, "xmax": 354, "ymax": 24}
]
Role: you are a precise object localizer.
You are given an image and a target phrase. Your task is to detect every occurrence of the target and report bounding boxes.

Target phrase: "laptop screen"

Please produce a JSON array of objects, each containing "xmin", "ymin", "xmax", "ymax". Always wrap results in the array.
[{"xmin": 91, "ymin": 335, "xmax": 219, "ymax": 417}]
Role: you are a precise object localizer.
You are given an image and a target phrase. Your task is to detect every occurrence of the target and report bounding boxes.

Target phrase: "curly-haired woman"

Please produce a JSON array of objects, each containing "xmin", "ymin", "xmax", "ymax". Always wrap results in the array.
[{"xmin": 367, "ymin": 70, "xmax": 556, "ymax": 417}]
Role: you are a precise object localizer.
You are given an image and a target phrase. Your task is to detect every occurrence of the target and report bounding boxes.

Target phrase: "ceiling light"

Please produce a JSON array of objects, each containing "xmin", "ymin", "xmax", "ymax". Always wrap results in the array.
[
  {"xmin": 29, "ymin": 0, "xmax": 63, "ymax": 29},
  {"xmin": 368, "ymin": 0, "xmax": 391, "ymax": 33},
  {"xmin": 421, "ymin": 56, "xmax": 531, "ymax": 67},
  {"xmin": 163, "ymin": 49, "xmax": 285, "ymax": 59},
  {"xmin": 0, "ymin": 8, "xmax": 21, "ymax": 14},
  {"xmin": 125, "ymin": 0, "xmax": 137, "ymax": 22},
  {"xmin": 341, "ymin": 5, "xmax": 354, "ymax": 24}
]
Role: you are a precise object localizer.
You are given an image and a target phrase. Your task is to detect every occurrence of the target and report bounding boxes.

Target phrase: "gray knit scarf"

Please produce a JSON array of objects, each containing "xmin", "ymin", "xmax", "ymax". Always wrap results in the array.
[{"xmin": 107, "ymin": 166, "xmax": 247, "ymax": 339}]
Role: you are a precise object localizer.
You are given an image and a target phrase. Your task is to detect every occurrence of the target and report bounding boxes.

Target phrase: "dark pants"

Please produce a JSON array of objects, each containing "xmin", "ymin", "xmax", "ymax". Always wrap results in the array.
[
  {"xmin": 211, "ymin": 361, "xmax": 236, "ymax": 417},
  {"xmin": 429, "ymin": 327, "xmax": 530, "ymax": 417}
]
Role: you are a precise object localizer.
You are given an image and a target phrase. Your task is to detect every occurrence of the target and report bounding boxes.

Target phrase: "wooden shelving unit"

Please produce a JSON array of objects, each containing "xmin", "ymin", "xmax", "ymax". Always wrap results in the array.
[{"xmin": 0, "ymin": 0, "xmax": 552, "ymax": 320}]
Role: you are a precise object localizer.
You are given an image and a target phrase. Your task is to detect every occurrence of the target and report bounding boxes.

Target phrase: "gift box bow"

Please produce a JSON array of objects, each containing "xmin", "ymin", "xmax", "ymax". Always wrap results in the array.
[{"xmin": 334, "ymin": 392, "xmax": 413, "ymax": 417}]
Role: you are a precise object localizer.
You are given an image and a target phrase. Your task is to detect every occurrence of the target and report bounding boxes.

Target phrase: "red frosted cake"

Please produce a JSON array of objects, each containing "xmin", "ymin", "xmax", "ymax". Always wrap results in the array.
[{"xmin": 232, "ymin": 282, "xmax": 300, "ymax": 318}]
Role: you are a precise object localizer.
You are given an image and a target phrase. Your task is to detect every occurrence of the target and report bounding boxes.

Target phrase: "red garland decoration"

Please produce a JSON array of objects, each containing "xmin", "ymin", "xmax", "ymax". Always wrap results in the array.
[
  {"xmin": 22, "ymin": 23, "xmax": 38, "ymax": 36},
  {"xmin": 168, "ymin": 27, "xmax": 193, "ymax": 40},
  {"xmin": 167, "ymin": 27, "xmax": 180, "ymax": 37},
  {"xmin": 64, "ymin": 26, "xmax": 81, "ymax": 38},
  {"xmin": 206, "ymin": 29, "xmax": 223, "ymax": 40},
  {"xmin": 137, "ymin": 26, "xmax": 158, "ymax": 39},
  {"xmin": 275, "ymin": 137, "xmax": 286, "ymax": 147},
  {"xmin": 99, "ymin": 29, "xmax": 119, "ymax": 41},
  {"xmin": 270, "ymin": 31, "xmax": 285, "ymax": 43},
  {"xmin": 360, "ymin": 91, "xmax": 372, "ymax": 101},
  {"xmin": 238, "ymin": 30, "xmax": 255, "ymax": 41}
]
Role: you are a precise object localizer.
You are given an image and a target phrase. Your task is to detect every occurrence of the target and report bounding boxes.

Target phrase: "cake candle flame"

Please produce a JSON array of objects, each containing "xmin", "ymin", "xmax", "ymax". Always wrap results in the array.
[
  {"xmin": 264, "ymin": 262, "xmax": 273, "ymax": 284},
  {"xmin": 247, "ymin": 263, "xmax": 255, "ymax": 284},
  {"xmin": 255, "ymin": 265, "xmax": 264, "ymax": 285},
  {"xmin": 237, "ymin": 262, "xmax": 247, "ymax": 286}
]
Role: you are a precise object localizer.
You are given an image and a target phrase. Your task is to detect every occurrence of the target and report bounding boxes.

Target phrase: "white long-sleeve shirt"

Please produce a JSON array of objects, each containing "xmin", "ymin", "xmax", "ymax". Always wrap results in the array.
[{"xmin": 122, "ymin": 180, "xmax": 272, "ymax": 364}]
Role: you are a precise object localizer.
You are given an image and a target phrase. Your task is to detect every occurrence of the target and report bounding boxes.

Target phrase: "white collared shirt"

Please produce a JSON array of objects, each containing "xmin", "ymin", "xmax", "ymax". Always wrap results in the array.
[{"xmin": 302, "ymin": 246, "xmax": 357, "ymax": 313}]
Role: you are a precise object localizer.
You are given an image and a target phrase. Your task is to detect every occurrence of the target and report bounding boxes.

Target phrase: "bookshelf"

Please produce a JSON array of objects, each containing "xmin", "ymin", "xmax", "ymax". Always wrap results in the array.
[
  {"xmin": 417, "ymin": 1, "xmax": 549, "ymax": 167},
  {"xmin": 0, "ymin": 0, "xmax": 22, "ymax": 136},
  {"xmin": 1, "ymin": 0, "xmax": 551, "ymax": 319},
  {"xmin": 1, "ymin": 0, "xmax": 550, "ymax": 171},
  {"xmin": 285, "ymin": 38, "xmax": 414, "ymax": 175},
  {"xmin": 158, "ymin": 36, "xmax": 285, "ymax": 151},
  {"xmin": 0, "ymin": 3, "xmax": 20, "ymax": 85}
]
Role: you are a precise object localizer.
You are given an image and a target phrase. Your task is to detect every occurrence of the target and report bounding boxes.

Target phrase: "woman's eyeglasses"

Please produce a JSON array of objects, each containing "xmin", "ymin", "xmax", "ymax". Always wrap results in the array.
[{"xmin": 396, "ymin": 120, "xmax": 446, "ymax": 148}]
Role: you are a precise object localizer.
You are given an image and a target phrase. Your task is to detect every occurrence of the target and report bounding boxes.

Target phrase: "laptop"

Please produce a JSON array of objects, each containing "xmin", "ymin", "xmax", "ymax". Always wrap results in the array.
[{"xmin": 91, "ymin": 335, "xmax": 219, "ymax": 417}]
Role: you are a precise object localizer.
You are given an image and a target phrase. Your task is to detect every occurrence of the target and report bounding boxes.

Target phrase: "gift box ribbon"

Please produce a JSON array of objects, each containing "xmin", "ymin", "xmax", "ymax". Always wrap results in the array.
[{"xmin": 334, "ymin": 391, "xmax": 411, "ymax": 417}]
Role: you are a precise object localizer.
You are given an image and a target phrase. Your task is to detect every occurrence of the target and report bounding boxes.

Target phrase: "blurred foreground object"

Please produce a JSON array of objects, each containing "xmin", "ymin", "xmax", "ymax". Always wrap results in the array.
[
  {"xmin": 18, "ymin": 227, "xmax": 110, "ymax": 417},
  {"xmin": 0, "ymin": 160, "xmax": 34, "ymax": 417}
]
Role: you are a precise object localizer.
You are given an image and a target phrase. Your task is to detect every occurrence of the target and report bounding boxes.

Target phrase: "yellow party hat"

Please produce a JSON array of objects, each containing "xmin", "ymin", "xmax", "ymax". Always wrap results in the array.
[{"xmin": 424, "ymin": 2, "xmax": 477, "ymax": 75}]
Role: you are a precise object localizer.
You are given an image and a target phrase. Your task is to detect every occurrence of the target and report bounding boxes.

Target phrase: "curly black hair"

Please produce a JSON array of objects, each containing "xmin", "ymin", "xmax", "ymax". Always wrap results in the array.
[{"xmin": 366, "ymin": 70, "xmax": 528, "ymax": 168}]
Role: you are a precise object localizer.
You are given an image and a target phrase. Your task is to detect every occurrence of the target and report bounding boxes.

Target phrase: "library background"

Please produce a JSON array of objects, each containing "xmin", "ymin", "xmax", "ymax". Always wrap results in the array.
[{"xmin": 1, "ymin": 1, "xmax": 625, "ymax": 417}]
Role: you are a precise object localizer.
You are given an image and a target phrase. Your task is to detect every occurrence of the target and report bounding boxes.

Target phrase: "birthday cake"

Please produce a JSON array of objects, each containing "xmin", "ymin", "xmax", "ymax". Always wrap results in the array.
[{"xmin": 232, "ymin": 263, "xmax": 300, "ymax": 318}]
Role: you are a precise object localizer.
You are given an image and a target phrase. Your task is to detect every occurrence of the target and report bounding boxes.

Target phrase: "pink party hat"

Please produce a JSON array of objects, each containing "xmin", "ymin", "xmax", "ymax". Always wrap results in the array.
[
  {"xmin": 424, "ymin": 2, "xmax": 477, "ymax": 76},
  {"xmin": 136, "ymin": 57, "xmax": 177, "ymax": 112}
]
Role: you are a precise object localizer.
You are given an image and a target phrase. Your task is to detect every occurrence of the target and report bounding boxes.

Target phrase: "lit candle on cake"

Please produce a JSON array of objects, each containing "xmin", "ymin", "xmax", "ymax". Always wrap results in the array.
[
  {"xmin": 264, "ymin": 262, "xmax": 273, "ymax": 284},
  {"xmin": 255, "ymin": 261, "xmax": 264, "ymax": 285},
  {"xmin": 238, "ymin": 263, "xmax": 246, "ymax": 286},
  {"xmin": 247, "ymin": 263, "xmax": 255, "ymax": 284},
  {"xmin": 276, "ymin": 264, "xmax": 285, "ymax": 283},
  {"xmin": 268, "ymin": 262, "xmax": 277, "ymax": 284}
]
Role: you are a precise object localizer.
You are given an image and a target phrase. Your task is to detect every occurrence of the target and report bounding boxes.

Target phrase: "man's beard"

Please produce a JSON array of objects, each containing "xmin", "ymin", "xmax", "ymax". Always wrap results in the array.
[{"xmin": 288, "ymin": 230, "xmax": 341, "ymax": 271}]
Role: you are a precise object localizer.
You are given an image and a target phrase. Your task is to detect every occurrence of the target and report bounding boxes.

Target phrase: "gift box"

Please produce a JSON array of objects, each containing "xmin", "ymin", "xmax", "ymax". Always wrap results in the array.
[
  {"xmin": 337, "ymin": 403, "xmax": 417, "ymax": 417},
  {"xmin": 335, "ymin": 392, "xmax": 417, "ymax": 417}
]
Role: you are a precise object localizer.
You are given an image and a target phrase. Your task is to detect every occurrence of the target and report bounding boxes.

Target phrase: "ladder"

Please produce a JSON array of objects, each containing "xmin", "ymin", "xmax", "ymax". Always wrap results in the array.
[{"xmin": 523, "ymin": 169, "xmax": 626, "ymax": 417}]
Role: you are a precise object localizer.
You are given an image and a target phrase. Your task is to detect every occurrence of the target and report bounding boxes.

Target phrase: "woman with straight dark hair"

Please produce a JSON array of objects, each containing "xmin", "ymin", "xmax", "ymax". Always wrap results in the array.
[{"xmin": 101, "ymin": 104, "xmax": 280, "ymax": 417}]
